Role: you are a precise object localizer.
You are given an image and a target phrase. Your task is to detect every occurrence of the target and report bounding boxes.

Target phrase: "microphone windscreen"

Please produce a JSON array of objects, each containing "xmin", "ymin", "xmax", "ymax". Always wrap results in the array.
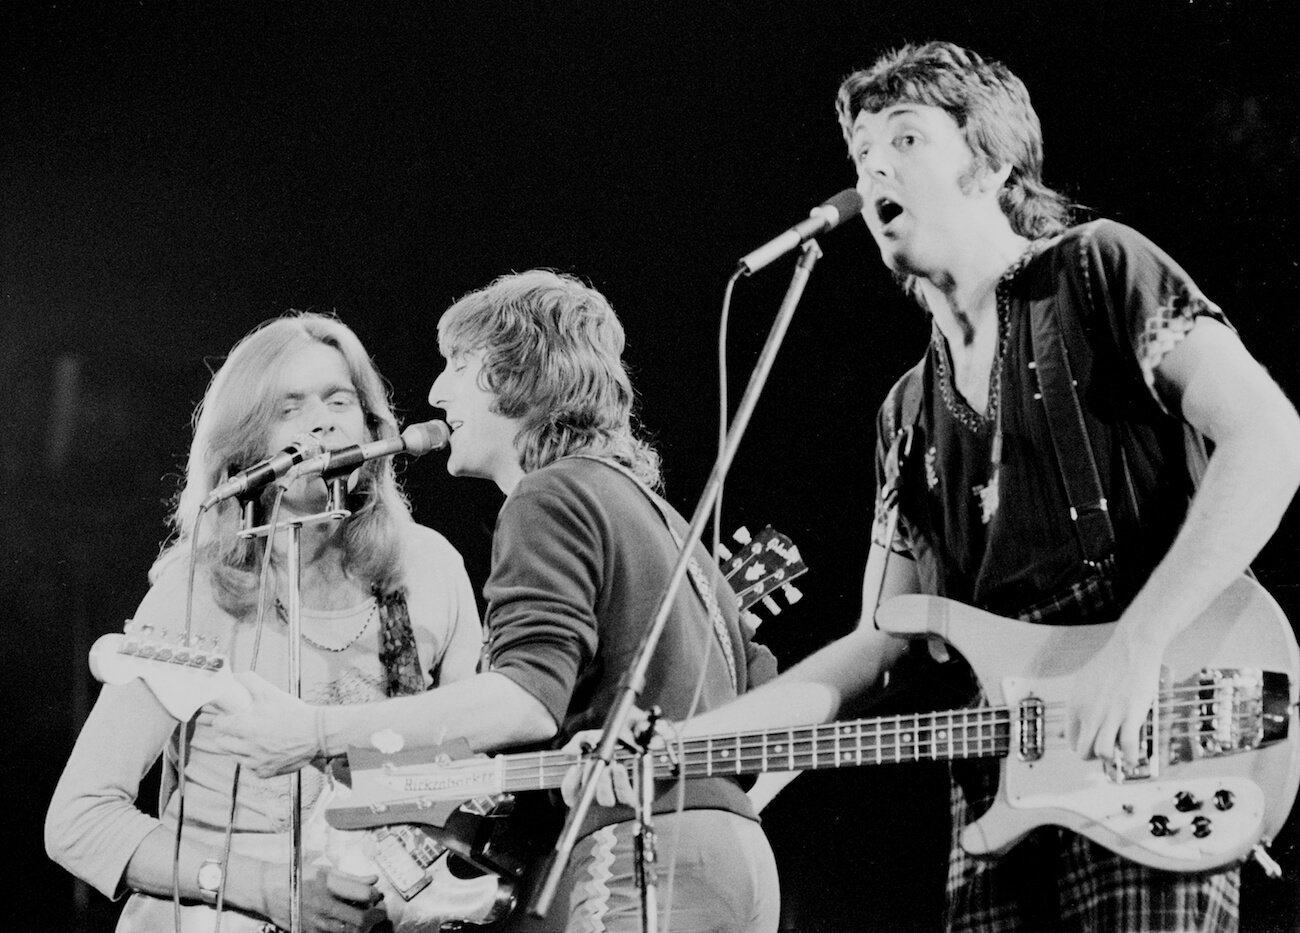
[
  {"xmin": 821, "ymin": 188, "xmax": 865, "ymax": 227},
  {"xmin": 402, "ymin": 419, "xmax": 451, "ymax": 456}
]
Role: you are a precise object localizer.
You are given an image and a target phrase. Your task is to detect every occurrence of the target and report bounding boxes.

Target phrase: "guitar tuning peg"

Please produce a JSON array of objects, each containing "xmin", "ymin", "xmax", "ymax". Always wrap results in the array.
[
  {"xmin": 761, "ymin": 595, "xmax": 780, "ymax": 616},
  {"xmin": 782, "ymin": 583, "xmax": 803, "ymax": 604},
  {"xmin": 733, "ymin": 527, "xmax": 752, "ymax": 545},
  {"xmin": 717, "ymin": 543, "xmax": 734, "ymax": 561},
  {"xmin": 741, "ymin": 611, "xmax": 761, "ymax": 633}
]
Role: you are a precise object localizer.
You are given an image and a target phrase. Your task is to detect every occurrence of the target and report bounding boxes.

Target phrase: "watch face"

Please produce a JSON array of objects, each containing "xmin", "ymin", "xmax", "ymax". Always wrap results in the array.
[{"xmin": 198, "ymin": 859, "xmax": 223, "ymax": 893}]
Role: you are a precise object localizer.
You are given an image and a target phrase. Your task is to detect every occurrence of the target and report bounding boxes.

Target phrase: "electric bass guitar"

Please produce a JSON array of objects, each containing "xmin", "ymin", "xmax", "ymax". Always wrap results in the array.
[{"xmin": 327, "ymin": 575, "xmax": 1298, "ymax": 877}]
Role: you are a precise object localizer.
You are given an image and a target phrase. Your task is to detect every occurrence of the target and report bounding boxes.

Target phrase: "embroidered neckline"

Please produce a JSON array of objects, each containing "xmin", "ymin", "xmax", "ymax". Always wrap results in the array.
[{"xmin": 931, "ymin": 240, "xmax": 1044, "ymax": 435}]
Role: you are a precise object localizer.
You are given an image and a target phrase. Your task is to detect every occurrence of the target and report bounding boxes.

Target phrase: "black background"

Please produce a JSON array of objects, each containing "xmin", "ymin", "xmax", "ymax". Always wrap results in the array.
[{"xmin": 4, "ymin": 2, "xmax": 1299, "ymax": 929}]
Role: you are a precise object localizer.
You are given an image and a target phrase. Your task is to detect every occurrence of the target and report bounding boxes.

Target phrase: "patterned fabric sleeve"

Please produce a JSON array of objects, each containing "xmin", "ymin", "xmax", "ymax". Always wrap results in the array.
[{"xmin": 1078, "ymin": 219, "xmax": 1230, "ymax": 417}]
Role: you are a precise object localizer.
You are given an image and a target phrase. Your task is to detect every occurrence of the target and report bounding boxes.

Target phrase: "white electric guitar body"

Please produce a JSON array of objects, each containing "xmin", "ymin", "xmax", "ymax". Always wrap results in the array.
[
  {"xmin": 89, "ymin": 626, "xmax": 516, "ymax": 932},
  {"xmin": 875, "ymin": 575, "xmax": 1300, "ymax": 872}
]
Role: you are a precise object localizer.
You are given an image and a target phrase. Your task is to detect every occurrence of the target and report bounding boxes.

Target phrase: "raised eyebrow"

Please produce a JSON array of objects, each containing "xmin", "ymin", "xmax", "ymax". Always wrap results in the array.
[{"xmin": 852, "ymin": 107, "xmax": 922, "ymax": 142}]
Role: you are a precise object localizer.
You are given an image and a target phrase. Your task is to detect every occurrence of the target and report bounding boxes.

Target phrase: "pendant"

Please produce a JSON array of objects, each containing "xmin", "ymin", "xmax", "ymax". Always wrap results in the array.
[
  {"xmin": 925, "ymin": 445, "xmax": 939, "ymax": 490},
  {"xmin": 974, "ymin": 472, "xmax": 1000, "ymax": 525}
]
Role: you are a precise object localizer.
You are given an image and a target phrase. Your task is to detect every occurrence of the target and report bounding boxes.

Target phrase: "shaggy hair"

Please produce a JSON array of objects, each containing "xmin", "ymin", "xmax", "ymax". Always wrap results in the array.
[
  {"xmin": 437, "ymin": 270, "xmax": 661, "ymax": 489},
  {"xmin": 837, "ymin": 41, "xmax": 1071, "ymax": 240},
  {"xmin": 158, "ymin": 312, "xmax": 411, "ymax": 612}
]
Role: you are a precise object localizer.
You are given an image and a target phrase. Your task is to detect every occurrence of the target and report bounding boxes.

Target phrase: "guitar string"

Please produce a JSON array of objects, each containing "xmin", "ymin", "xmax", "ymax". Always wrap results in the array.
[
  {"xmin": 484, "ymin": 701, "xmax": 1265, "ymax": 785},
  {"xmin": 407, "ymin": 718, "xmax": 1260, "ymax": 797},
  {"xmin": 398, "ymin": 692, "xmax": 1268, "ymax": 792},
  {"xmin": 495, "ymin": 741, "xmax": 1243, "ymax": 785},
  {"xmin": 494, "ymin": 729, "xmax": 1250, "ymax": 784},
  {"xmin": 489, "ymin": 698, "xmax": 1255, "ymax": 751}
]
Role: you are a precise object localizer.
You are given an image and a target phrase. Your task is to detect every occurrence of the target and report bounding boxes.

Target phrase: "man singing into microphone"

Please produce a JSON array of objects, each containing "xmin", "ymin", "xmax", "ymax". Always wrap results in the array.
[
  {"xmin": 201, "ymin": 271, "xmax": 781, "ymax": 932},
  {"xmin": 674, "ymin": 41, "xmax": 1300, "ymax": 933},
  {"xmin": 46, "ymin": 312, "xmax": 483, "ymax": 932}
]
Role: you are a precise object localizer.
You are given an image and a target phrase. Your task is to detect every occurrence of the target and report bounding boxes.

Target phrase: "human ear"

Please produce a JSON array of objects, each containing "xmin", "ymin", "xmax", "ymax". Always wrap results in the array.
[{"xmin": 981, "ymin": 160, "xmax": 1014, "ymax": 194}]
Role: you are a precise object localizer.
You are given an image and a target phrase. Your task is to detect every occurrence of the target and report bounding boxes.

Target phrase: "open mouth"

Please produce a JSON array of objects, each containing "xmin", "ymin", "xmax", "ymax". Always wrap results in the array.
[{"xmin": 875, "ymin": 197, "xmax": 904, "ymax": 226}]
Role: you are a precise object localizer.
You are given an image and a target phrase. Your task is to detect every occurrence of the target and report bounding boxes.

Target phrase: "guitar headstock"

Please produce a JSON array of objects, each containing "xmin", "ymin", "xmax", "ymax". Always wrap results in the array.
[
  {"xmin": 88, "ymin": 621, "xmax": 248, "ymax": 720},
  {"xmin": 719, "ymin": 525, "xmax": 808, "ymax": 631}
]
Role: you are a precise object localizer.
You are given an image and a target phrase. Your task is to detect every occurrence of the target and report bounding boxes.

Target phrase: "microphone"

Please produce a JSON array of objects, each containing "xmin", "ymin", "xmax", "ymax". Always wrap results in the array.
[
  {"xmin": 286, "ymin": 419, "xmax": 451, "ymax": 482},
  {"xmin": 202, "ymin": 437, "xmax": 325, "ymax": 509},
  {"xmin": 737, "ymin": 188, "xmax": 865, "ymax": 275}
]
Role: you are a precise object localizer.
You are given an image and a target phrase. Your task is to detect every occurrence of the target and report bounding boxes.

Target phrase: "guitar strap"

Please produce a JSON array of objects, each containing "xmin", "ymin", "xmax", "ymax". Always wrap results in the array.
[
  {"xmin": 1028, "ymin": 301, "xmax": 1118, "ymax": 568},
  {"xmin": 565, "ymin": 454, "xmax": 742, "ymax": 692}
]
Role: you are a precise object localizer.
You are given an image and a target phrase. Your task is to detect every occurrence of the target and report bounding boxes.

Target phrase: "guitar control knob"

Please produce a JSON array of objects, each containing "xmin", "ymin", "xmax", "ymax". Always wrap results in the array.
[
  {"xmin": 1192, "ymin": 816, "xmax": 1212, "ymax": 838},
  {"xmin": 1174, "ymin": 791, "xmax": 1202, "ymax": 812},
  {"xmin": 1149, "ymin": 814, "xmax": 1172, "ymax": 837},
  {"xmin": 1213, "ymin": 789, "xmax": 1235, "ymax": 811}
]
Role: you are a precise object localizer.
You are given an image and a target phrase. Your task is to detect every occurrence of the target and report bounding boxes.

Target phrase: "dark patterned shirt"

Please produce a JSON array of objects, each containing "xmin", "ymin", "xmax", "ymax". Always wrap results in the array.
[{"xmin": 873, "ymin": 220, "xmax": 1228, "ymax": 624}]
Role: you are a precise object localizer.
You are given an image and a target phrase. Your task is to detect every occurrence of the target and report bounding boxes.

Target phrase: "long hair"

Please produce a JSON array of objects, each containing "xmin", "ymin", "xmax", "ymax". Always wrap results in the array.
[
  {"xmin": 157, "ymin": 312, "xmax": 412, "ymax": 612},
  {"xmin": 836, "ymin": 41, "xmax": 1072, "ymax": 240},
  {"xmin": 437, "ymin": 270, "xmax": 662, "ymax": 489}
]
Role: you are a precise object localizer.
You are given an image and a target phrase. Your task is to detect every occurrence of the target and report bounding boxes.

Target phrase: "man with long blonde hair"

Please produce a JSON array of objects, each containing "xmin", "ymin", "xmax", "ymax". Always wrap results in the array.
[{"xmin": 48, "ymin": 313, "xmax": 482, "ymax": 932}]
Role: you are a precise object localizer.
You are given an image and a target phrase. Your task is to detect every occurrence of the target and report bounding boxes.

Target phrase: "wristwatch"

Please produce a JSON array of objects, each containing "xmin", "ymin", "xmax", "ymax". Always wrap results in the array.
[{"xmin": 197, "ymin": 857, "xmax": 224, "ymax": 905}]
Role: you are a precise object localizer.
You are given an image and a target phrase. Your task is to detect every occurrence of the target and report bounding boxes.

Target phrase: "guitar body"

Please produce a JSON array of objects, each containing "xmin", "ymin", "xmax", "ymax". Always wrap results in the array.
[
  {"xmin": 326, "ymin": 742, "xmax": 557, "ymax": 886},
  {"xmin": 111, "ymin": 815, "xmax": 514, "ymax": 933},
  {"xmin": 876, "ymin": 575, "xmax": 1300, "ymax": 872}
]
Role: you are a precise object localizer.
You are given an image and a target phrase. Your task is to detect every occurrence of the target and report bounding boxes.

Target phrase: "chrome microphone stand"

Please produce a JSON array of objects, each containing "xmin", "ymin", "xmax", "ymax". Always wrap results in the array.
[
  {"xmin": 237, "ymin": 477, "xmax": 352, "ymax": 933},
  {"xmin": 631, "ymin": 709, "xmax": 664, "ymax": 933},
  {"xmin": 530, "ymin": 239, "xmax": 824, "ymax": 927}
]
